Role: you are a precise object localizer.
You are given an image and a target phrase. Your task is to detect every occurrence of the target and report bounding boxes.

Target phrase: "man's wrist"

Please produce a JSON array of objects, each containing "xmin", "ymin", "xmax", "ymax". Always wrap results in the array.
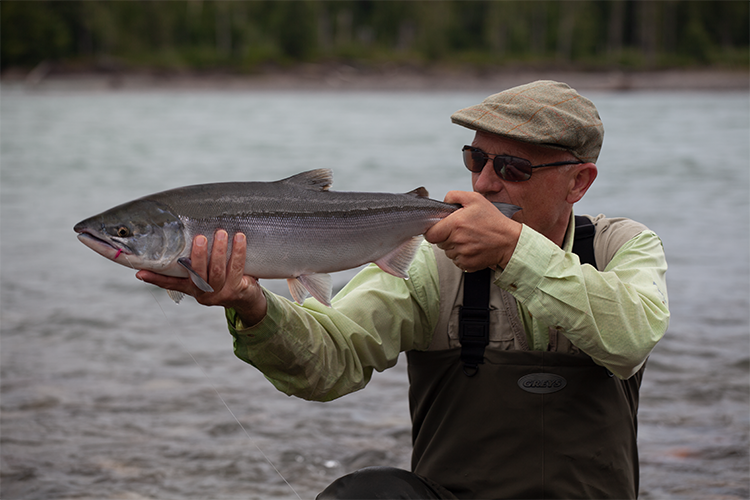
[
  {"xmin": 226, "ymin": 290, "xmax": 268, "ymax": 330},
  {"xmin": 497, "ymin": 221, "xmax": 523, "ymax": 269}
]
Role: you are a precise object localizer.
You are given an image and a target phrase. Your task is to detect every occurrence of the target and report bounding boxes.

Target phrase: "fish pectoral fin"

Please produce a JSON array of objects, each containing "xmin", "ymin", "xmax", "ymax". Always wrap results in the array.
[
  {"xmin": 177, "ymin": 258, "xmax": 214, "ymax": 293},
  {"xmin": 374, "ymin": 235, "xmax": 422, "ymax": 279},
  {"xmin": 167, "ymin": 290, "xmax": 185, "ymax": 304},
  {"xmin": 294, "ymin": 273, "xmax": 333, "ymax": 307}
]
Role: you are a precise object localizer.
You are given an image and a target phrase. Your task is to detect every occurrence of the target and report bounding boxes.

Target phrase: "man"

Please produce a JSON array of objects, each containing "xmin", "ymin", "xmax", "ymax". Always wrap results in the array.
[{"xmin": 138, "ymin": 81, "xmax": 669, "ymax": 499}]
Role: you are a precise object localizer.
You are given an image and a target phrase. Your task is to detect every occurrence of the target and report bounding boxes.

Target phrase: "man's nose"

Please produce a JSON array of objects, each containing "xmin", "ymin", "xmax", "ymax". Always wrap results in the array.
[{"xmin": 473, "ymin": 160, "xmax": 503, "ymax": 193}]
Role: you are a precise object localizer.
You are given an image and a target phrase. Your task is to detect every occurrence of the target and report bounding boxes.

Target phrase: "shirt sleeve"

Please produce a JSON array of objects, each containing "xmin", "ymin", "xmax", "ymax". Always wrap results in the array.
[
  {"xmin": 225, "ymin": 241, "xmax": 441, "ymax": 402},
  {"xmin": 496, "ymin": 224, "xmax": 670, "ymax": 379}
]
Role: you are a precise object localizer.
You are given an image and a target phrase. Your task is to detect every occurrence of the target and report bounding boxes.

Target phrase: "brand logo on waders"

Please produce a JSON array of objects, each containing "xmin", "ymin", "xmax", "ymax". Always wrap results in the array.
[{"xmin": 517, "ymin": 373, "xmax": 567, "ymax": 394}]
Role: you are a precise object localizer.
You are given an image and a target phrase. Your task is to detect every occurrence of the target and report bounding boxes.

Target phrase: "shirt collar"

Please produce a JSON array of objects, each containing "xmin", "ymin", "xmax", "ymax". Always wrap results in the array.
[{"xmin": 561, "ymin": 210, "xmax": 577, "ymax": 253}]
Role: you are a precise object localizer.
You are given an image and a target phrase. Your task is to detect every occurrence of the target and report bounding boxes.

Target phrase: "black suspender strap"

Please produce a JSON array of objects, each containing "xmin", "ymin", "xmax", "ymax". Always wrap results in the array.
[
  {"xmin": 572, "ymin": 215, "xmax": 597, "ymax": 268},
  {"xmin": 458, "ymin": 267, "xmax": 492, "ymax": 377},
  {"xmin": 458, "ymin": 217, "xmax": 597, "ymax": 376}
]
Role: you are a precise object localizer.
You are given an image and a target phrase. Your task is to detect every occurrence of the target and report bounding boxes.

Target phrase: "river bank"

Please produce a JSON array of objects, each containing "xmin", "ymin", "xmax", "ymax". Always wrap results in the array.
[{"xmin": 3, "ymin": 64, "xmax": 748, "ymax": 92}]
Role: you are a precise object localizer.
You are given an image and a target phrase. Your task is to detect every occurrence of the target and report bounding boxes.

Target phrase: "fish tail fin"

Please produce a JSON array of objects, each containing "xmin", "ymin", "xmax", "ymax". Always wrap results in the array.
[
  {"xmin": 375, "ymin": 235, "xmax": 422, "ymax": 279},
  {"xmin": 491, "ymin": 202, "xmax": 522, "ymax": 218}
]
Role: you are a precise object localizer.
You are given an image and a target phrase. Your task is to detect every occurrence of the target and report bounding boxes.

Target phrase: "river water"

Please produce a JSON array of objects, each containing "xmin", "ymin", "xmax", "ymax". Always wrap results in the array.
[{"xmin": 1, "ymin": 83, "xmax": 748, "ymax": 499}]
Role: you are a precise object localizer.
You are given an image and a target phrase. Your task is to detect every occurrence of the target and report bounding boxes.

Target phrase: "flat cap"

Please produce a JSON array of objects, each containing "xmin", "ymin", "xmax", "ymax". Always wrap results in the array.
[{"xmin": 451, "ymin": 80, "xmax": 604, "ymax": 163}]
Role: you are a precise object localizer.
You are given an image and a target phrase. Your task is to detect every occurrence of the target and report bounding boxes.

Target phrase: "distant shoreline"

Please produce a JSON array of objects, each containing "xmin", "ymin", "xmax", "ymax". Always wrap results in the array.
[{"xmin": 3, "ymin": 66, "xmax": 748, "ymax": 92}]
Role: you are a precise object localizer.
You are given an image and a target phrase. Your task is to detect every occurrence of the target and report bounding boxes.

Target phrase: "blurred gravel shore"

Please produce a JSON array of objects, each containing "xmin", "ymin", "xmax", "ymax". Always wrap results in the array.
[{"xmin": 3, "ymin": 64, "xmax": 748, "ymax": 92}]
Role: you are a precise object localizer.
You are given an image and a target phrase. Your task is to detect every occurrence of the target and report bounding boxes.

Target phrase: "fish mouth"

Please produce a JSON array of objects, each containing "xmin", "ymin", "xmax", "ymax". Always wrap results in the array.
[{"xmin": 74, "ymin": 228, "xmax": 130, "ymax": 261}]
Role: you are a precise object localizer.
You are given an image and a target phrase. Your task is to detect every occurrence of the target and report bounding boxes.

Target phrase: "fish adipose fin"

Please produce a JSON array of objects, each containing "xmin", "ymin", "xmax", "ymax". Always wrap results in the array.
[
  {"xmin": 281, "ymin": 169, "xmax": 333, "ymax": 192},
  {"xmin": 287, "ymin": 273, "xmax": 333, "ymax": 307},
  {"xmin": 177, "ymin": 258, "xmax": 214, "ymax": 293},
  {"xmin": 406, "ymin": 187, "xmax": 430, "ymax": 198},
  {"xmin": 375, "ymin": 235, "xmax": 422, "ymax": 279}
]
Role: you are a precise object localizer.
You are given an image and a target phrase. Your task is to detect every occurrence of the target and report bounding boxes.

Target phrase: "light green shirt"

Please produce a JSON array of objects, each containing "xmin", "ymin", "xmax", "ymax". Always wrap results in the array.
[{"xmin": 227, "ymin": 214, "xmax": 669, "ymax": 402}]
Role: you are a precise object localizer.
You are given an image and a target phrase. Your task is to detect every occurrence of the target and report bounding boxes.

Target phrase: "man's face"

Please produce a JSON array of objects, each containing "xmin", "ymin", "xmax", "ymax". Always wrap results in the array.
[{"xmin": 470, "ymin": 131, "xmax": 586, "ymax": 241}]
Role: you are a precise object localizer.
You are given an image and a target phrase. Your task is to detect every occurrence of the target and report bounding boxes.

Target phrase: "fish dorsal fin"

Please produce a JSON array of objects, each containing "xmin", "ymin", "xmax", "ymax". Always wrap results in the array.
[
  {"xmin": 281, "ymin": 169, "xmax": 333, "ymax": 191},
  {"xmin": 406, "ymin": 187, "xmax": 429, "ymax": 198}
]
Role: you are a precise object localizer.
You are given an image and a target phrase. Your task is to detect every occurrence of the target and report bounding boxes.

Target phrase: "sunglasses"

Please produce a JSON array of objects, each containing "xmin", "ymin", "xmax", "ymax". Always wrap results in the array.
[{"xmin": 462, "ymin": 145, "xmax": 583, "ymax": 182}]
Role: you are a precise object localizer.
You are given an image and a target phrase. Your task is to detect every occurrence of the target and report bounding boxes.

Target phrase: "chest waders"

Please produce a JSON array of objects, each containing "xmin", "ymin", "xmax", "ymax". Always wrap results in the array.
[{"xmin": 407, "ymin": 217, "xmax": 644, "ymax": 499}]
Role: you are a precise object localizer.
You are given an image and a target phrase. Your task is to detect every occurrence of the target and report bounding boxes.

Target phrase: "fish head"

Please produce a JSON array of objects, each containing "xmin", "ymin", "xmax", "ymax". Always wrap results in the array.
[{"xmin": 74, "ymin": 199, "xmax": 186, "ymax": 272}]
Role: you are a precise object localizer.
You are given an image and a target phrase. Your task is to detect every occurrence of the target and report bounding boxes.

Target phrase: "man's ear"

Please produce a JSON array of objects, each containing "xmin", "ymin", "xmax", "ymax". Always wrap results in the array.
[{"xmin": 566, "ymin": 163, "xmax": 598, "ymax": 204}]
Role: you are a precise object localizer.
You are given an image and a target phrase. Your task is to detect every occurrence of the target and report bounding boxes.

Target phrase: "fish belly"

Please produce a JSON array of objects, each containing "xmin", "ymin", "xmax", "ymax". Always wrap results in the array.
[{"xmin": 185, "ymin": 210, "xmax": 440, "ymax": 279}]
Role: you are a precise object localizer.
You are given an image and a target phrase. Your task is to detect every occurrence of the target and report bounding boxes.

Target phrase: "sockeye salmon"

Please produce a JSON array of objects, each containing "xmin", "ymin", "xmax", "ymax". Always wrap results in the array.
[{"xmin": 74, "ymin": 169, "xmax": 519, "ymax": 305}]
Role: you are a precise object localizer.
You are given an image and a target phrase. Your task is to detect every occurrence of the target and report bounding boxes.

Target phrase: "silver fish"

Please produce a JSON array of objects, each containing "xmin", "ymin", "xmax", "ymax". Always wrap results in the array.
[{"xmin": 74, "ymin": 169, "xmax": 519, "ymax": 305}]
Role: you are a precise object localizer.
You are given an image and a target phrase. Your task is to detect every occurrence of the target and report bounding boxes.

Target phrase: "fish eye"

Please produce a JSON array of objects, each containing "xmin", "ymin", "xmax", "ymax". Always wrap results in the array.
[{"xmin": 117, "ymin": 226, "xmax": 130, "ymax": 238}]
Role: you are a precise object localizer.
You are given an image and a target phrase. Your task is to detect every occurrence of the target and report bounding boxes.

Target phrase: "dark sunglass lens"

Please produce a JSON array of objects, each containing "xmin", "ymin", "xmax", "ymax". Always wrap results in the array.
[
  {"xmin": 462, "ymin": 148, "xmax": 472, "ymax": 171},
  {"xmin": 463, "ymin": 148, "xmax": 484, "ymax": 172},
  {"xmin": 471, "ymin": 151, "xmax": 488, "ymax": 171},
  {"xmin": 496, "ymin": 157, "xmax": 532, "ymax": 181}
]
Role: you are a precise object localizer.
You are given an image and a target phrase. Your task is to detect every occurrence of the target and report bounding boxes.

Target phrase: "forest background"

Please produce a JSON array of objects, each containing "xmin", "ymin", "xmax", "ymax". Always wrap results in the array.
[{"xmin": 2, "ymin": 0, "xmax": 748, "ymax": 87}]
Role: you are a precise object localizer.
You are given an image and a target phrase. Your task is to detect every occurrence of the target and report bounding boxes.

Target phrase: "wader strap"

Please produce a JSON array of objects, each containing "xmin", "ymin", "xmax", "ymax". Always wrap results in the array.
[
  {"xmin": 458, "ymin": 217, "xmax": 597, "ymax": 376},
  {"xmin": 572, "ymin": 215, "xmax": 597, "ymax": 268},
  {"xmin": 458, "ymin": 268, "xmax": 492, "ymax": 376}
]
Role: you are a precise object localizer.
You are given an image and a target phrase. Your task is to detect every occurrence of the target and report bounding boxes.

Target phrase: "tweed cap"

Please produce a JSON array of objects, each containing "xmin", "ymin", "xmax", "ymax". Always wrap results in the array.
[{"xmin": 451, "ymin": 80, "xmax": 604, "ymax": 163}]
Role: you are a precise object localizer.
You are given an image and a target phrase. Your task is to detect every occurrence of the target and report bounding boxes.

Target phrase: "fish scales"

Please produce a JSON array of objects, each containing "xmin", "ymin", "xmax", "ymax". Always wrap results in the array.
[
  {"xmin": 181, "ymin": 205, "xmax": 451, "ymax": 277},
  {"xmin": 74, "ymin": 169, "xmax": 518, "ymax": 306}
]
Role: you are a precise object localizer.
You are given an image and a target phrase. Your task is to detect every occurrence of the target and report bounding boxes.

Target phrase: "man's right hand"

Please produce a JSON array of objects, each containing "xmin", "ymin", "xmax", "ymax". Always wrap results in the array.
[
  {"xmin": 136, "ymin": 230, "xmax": 268, "ymax": 327},
  {"xmin": 424, "ymin": 191, "xmax": 522, "ymax": 272}
]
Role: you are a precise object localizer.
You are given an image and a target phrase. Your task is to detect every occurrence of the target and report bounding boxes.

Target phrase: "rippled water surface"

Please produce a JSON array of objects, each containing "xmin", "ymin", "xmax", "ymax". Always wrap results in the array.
[{"xmin": 2, "ymin": 84, "xmax": 748, "ymax": 499}]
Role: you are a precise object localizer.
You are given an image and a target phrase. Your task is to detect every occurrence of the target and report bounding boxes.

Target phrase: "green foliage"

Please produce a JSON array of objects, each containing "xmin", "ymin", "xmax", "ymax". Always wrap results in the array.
[
  {"xmin": 267, "ymin": 0, "xmax": 317, "ymax": 61},
  {"xmin": 1, "ymin": 0, "xmax": 748, "ymax": 72},
  {"xmin": 1, "ymin": 2, "xmax": 73, "ymax": 66}
]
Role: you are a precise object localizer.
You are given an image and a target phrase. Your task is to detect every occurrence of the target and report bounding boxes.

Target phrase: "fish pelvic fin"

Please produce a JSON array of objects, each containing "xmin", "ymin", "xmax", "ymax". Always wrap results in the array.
[
  {"xmin": 177, "ymin": 258, "xmax": 214, "ymax": 293},
  {"xmin": 375, "ymin": 235, "xmax": 422, "ymax": 279},
  {"xmin": 167, "ymin": 290, "xmax": 185, "ymax": 304},
  {"xmin": 287, "ymin": 273, "xmax": 332, "ymax": 307},
  {"xmin": 287, "ymin": 278, "xmax": 310, "ymax": 304},
  {"xmin": 281, "ymin": 169, "xmax": 333, "ymax": 191}
]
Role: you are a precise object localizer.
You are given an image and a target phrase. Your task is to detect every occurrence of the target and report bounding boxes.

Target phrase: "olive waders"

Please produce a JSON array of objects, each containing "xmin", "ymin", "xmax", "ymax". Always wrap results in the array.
[{"xmin": 321, "ymin": 216, "xmax": 648, "ymax": 499}]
